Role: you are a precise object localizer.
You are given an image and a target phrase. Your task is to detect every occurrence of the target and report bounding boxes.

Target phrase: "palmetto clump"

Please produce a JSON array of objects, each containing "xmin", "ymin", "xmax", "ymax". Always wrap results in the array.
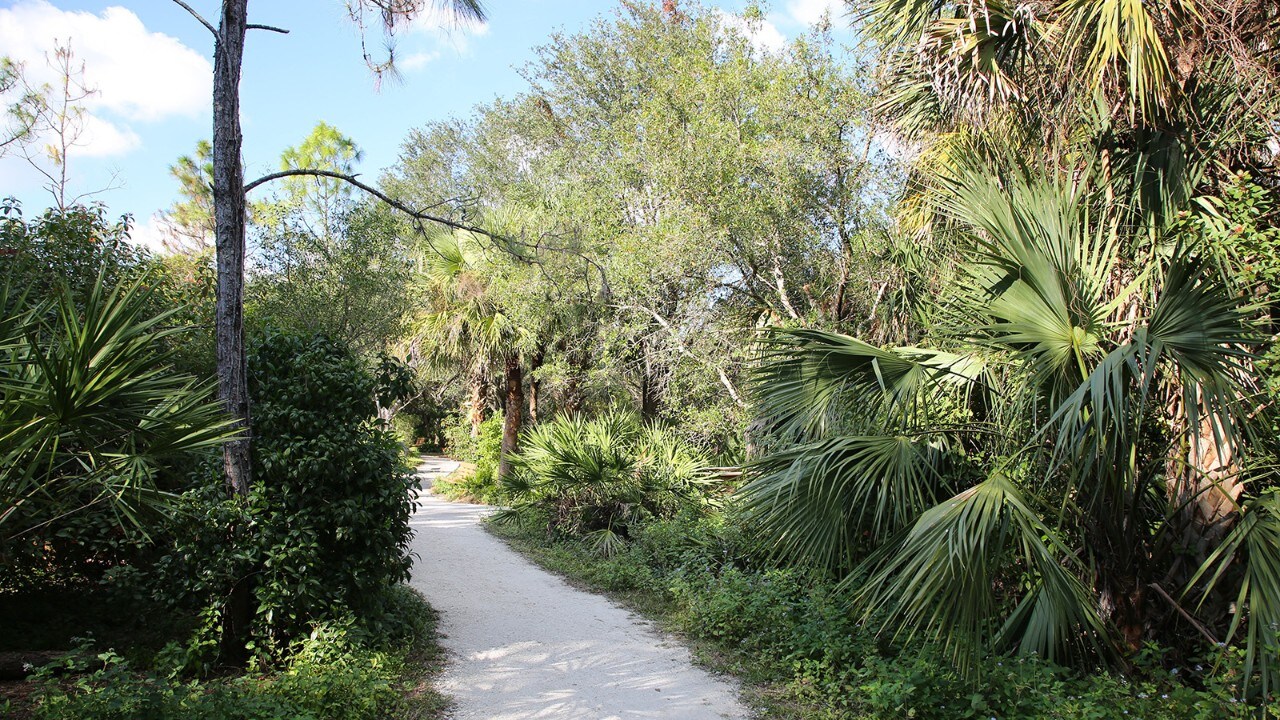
[
  {"xmin": 744, "ymin": 158, "xmax": 1280, "ymax": 690},
  {"xmin": 500, "ymin": 412, "xmax": 715, "ymax": 557}
]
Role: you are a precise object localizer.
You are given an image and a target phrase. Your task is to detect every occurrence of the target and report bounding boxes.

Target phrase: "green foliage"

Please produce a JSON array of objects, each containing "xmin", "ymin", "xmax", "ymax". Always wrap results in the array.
[
  {"xmin": 146, "ymin": 333, "xmax": 416, "ymax": 657},
  {"xmin": 0, "ymin": 200, "xmax": 145, "ymax": 305},
  {"xmin": 499, "ymin": 412, "xmax": 714, "ymax": 553},
  {"xmin": 386, "ymin": 3, "xmax": 893, "ymax": 427},
  {"xmin": 493, "ymin": 511, "xmax": 1276, "ymax": 720},
  {"xmin": 248, "ymin": 124, "xmax": 411, "ymax": 356},
  {"xmin": 436, "ymin": 414, "xmax": 504, "ymax": 503},
  {"xmin": 249, "ymin": 202, "xmax": 413, "ymax": 356},
  {"xmin": 161, "ymin": 139, "xmax": 214, "ymax": 252},
  {"xmin": 249, "ymin": 331, "xmax": 416, "ymax": 645},
  {"xmin": 27, "ymin": 586, "xmax": 449, "ymax": 720},
  {"xmin": 0, "ymin": 268, "xmax": 234, "ymax": 586},
  {"xmin": 744, "ymin": 158, "xmax": 1280, "ymax": 686}
]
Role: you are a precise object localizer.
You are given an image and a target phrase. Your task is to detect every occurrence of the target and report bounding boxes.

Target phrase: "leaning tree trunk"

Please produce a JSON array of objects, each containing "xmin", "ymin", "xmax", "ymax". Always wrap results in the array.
[
  {"xmin": 498, "ymin": 354, "xmax": 523, "ymax": 480},
  {"xmin": 212, "ymin": 0, "xmax": 252, "ymax": 666}
]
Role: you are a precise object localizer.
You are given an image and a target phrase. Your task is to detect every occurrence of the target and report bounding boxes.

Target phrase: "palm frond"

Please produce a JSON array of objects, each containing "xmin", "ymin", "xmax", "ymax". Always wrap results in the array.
[
  {"xmin": 1188, "ymin": 491, "xmax": 1280, "ymax": 696},
  {"xmin": 741, "ymin": 432, "xmax": 956, "ymax": 571},
  {"xmin": 754, "ymin": 327, "xmax": 985, "ymax": 439},
  {"xmin": 852, "ymin": 473, "xmax": 1104, "ymax": 671}
]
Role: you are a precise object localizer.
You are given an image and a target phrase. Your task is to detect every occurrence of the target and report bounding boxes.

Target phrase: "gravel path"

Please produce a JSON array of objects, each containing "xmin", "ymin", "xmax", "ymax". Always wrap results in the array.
[{"xmin": 407, "ymin": 457, "xmax": 749, "ymax": 720}]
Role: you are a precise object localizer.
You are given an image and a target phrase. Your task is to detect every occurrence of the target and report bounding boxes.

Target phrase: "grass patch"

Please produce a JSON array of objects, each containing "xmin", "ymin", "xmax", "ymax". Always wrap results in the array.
[{"xmin": 431, "ymin": 462, "xmax": 493, "ymax": 504}]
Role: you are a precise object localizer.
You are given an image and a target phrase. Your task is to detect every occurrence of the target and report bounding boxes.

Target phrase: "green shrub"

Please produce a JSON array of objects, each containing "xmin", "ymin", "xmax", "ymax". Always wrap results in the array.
[
  {"xmin": 0, "ymin": 273, "xmax": 234, "ymax": 590},
  {"xmin": 29, "ymin": 587, "xmax": 444, "ymax": 720},
  {"xmin": 435, "ymin": 414, "xmax": 504, "ymax": 503},
  {"xmin": 500, "ymin": 412, "xmax": 715, "ymax": 553},
  {"xmin": 246, "ymin": 332, "xmax": 416, "ymax": 646},
  {"xmin": 492, "ymin": 509, "xmax": 1279, "ymax": 719},
  {"xmin": 144, "ymin": 333, "xmax": 416, "ymax": 659}
]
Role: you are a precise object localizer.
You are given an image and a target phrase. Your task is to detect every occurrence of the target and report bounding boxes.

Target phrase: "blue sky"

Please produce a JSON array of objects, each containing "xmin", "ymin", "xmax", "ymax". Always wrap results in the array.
[{"xmin": 0, "ymin": 0, "xmax": 849, "ymax": 249}]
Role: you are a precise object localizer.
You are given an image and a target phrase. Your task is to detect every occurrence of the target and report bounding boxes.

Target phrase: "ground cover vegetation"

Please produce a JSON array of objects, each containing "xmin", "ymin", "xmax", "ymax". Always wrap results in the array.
[{"xmin": 3, "ymin": 0, "xmax": 1279, "ymax": 717}]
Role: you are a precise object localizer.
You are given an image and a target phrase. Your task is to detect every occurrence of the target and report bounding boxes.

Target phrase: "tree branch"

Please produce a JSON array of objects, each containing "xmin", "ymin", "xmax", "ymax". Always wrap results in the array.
[
  {"xmin": 246, "ymin": 168, "xmax": 613, "ymax": 299},
  {"xmin": 616, "ymin": 303, "xmax": 748, "ymax": 408},
  {"xmin": 1148, "ymin": 583, "xmax": 1220, "ymax": 646},
  {"xmin": 171, "ymin": 0, "xmax": 216, "ymax": 37},
  {"xmin": 247, "ymin": 24, "xmax": 290, "ymax": 34},
  {"xmin": 244, "ymin": 168, "xmax": 491, "ymax": 235}
]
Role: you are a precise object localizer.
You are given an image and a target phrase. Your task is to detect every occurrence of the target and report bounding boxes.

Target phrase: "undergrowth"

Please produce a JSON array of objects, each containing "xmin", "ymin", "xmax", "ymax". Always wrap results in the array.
[
  {"xmin": 10, "ymin": 585, "xmax": 450, "ymax": 720},
  {"xmin": 487, "ymin": 512, "xmax": 1275, "ymax": 720}
]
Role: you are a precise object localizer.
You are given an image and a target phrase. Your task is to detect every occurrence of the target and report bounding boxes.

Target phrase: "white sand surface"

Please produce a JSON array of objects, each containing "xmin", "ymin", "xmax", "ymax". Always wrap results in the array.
[{"xmin": 408, "ymin": 457, "xmax": 749, "ymax": 720}]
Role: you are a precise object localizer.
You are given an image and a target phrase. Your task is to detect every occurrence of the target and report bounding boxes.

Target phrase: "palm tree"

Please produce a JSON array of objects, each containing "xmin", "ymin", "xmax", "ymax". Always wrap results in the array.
[
  {"xmin": 412, "ymin": 226, "xmax": 526, "ymax": 476},
  {"xmin": 866, "ymin": 0, "xmax": 1279, "ymax": 233},
  {"xmin": 743, "ymin": 157, "xmax": 1280, "ymax": 689}
]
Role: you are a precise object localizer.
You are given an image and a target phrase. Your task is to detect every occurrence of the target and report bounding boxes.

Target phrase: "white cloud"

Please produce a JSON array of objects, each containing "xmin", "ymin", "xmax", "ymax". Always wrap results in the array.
[
  {"xmin": 0, "ymin": 0, "xmax": 211, "ymax": 158},
  {"xmin": 786, "ymin": 0, "xmax": 849, "ymax": 27},
  {"xmin": 397, "ymin": 50, "xmax": 440, "ymax": 72},
  {"xmin": 718, "ymin": 11, "xmax": 787, "ymax": 55},
  {"xmin": 76, "ymin": 114, "xmax": 141, "ymax": 157},
  {"xmin": 127, "ymin": 213, "xmax": 173, "ymax": 254}
]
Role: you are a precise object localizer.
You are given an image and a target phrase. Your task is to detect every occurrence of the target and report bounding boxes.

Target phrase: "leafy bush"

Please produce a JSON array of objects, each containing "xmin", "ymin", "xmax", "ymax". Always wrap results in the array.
[
  {"xmin": 0, "ymin": 273, "xmax": 233, "ymax": 589},
  {"xmin": 436, "ymin": 414, "xmax": 503, "ymax": 503},
  {"xmin": 442, "ymin": 412, "xmax": 501, "ymax": 463},
  {"xmin": 0, "ymin": 200, "xmax": 146, "ymax": 310},
  {"xmin": 246, "ymin": 332, "xmax": 416, "ymax": 645},
  {"xmin": 144, "ymin": 333, "xmax": 416, "ymax": 658},
  {"xmin": 500, "ymin": 412, "xmax": 714, "ymax": 554},
  {"xmin": 28, "ymin": 586, "xmax": 446, "ymax": 720}
]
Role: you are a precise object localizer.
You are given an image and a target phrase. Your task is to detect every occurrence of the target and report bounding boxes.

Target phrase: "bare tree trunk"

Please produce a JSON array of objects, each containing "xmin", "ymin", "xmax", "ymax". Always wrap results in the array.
[
  {"xmin": 213, "ymin": 0, "xmax": 250, "ymax": 497},
  {"xmin": 498, "ymin": 354, "xmax": 523, "ymax": 480},
  {"xmin": 467, "ymin": 373, "xmax": 486, "ymax": 437},
  {"xmin": 528, "ymin": 344, "xmax": 545, "ymax": 423},
  {"xmin": 212, "ymin": 0, "xmax": 251, "ymax": 666},
  {"xmin": 639, "ymin": 350, "xmax": 660, "ymax": 420}
]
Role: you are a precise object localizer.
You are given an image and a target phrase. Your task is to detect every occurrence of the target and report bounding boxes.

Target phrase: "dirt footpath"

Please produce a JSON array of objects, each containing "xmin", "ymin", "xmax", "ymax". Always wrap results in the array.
[{"xmin": 407, "ymin": 457, "xmax": 749, "ymax": 720}]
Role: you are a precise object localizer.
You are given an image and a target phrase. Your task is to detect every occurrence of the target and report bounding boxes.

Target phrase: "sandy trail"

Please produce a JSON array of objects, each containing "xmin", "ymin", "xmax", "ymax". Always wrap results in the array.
[{"xmin": 407, "ymin": 457, "xmax": 749, "ymax": 720}]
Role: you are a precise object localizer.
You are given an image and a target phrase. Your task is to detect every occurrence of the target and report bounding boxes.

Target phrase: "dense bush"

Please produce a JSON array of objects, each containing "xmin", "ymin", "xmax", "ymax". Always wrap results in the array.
[
  {"xmin": 247, "ymin": 332, "xmax": 416, "ymax": 642},
  {"xmin": 0, "ymin": 271, "xmax": 232, "ymax": 590},
  {"xmin": 145, "ymin": 332, "xmax": 416, "ymax": 657},
  {"xmin": 0, "ymin": 200, "xmax": 216, "ymax": 376},
  {"xmin": 435, "ymin": 414, "xmax": 504, "ymax": 503},
  {"xmin": 499, "ymin": 412, "xmax": 715, "ymax": 554},
  {"xmin": 0, "ymin": 200, "xmax": 145, "ymax": 307},
  {"xmin": 491, "ymin": 510, "xmax": 1277, "ymax": 720},
  {"xmin": 28, "ymin": 586, "xmax": 446, "ymax": 720}
]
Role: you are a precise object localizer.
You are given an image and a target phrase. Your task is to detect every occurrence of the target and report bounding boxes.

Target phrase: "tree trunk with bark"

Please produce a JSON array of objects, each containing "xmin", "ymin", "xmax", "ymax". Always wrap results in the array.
[
  {"xmin": 211, "ymin": 0, "xmax": 251, "ymax": 666},
  {"xmin": 467, "ymin": 372, "xmax": 486, "ymax": 437},
  {"xmin": 213, "ymin": 1, "xmax": 251, "ymax": 496},
  {"xmin": 498, "ymin": 354, "xmax": 523, "ymax": 480},
  {"xmin": 528, "ymin": 344, "xmax": 545, "ymax": 423}
]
